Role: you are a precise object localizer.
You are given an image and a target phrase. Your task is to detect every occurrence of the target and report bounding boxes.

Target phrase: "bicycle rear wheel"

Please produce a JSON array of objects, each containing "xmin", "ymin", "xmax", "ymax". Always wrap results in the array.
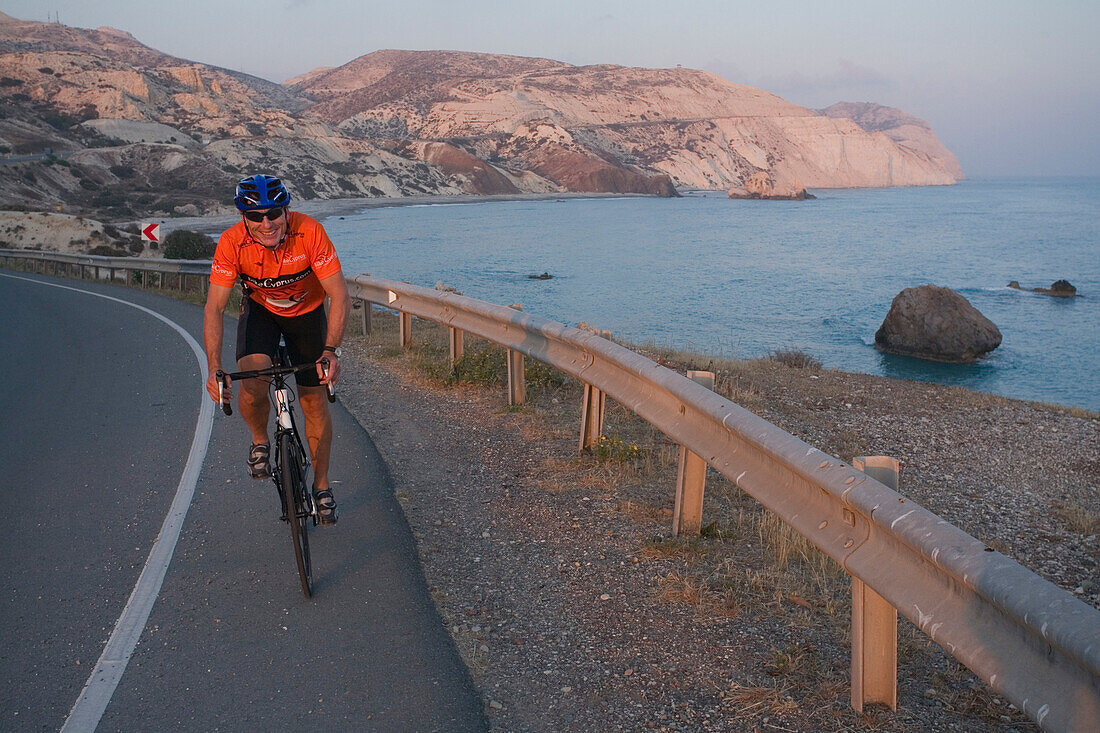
[{"xmin": 278, "ymin": 431, "xmax": 313, "ymax": 598}]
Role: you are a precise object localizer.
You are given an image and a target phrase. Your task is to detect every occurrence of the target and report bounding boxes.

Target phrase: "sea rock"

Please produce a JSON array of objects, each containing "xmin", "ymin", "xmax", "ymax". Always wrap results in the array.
[
  {"xmin": 728, "ymin": 171, "xmax": 814, "ymax": 200},
  {"xmin": 875, "ymin": 285, "xmax": 1002, "ymax": 363},
  {"xmin": 1008, "ymin": 279, "xmax": 1077, "ymax": 297}
]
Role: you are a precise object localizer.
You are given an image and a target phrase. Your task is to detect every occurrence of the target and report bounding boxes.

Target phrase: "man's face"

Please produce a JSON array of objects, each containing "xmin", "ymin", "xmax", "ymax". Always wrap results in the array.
[{"xmin": 243, "ymin": 207, "xmax": 288, "ymax": 248}]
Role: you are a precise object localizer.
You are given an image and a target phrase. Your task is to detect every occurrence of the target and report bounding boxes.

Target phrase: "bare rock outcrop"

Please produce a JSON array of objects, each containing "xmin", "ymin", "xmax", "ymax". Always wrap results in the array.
[
  {"xmin": 875, "ymin": 285, "xmax": 1002, "ymax": 363},
  {"xmin": 414, "ymin": 142, "xmax": 519, "ymax": 195}
]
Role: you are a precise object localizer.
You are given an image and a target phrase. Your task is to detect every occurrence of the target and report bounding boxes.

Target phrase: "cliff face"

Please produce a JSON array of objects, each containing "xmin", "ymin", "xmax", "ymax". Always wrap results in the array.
[
  {"xmin": 292, "ymin": 52, "xmax": 960, "ymax": 192},
  {"xmin": 816, "ymin": 102, "xmax": 963, "ymax": 180},
  {"xmin": 0, "ymin": 13, "xmax": 960, "ymax": 217}
]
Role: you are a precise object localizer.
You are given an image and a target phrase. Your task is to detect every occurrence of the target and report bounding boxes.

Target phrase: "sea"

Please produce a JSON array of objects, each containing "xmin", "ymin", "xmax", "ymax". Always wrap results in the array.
[{"xmin": 321, "ymin": 177, "xmax": 1100, "ymax": 411}]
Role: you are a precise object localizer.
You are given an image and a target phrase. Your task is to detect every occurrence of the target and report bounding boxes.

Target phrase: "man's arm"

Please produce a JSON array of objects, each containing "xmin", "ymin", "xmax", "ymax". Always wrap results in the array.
[
  {"xmin": 317, "ymin": 270, "xmax": 351, "ymax": 385},
  {"xmin": 203, "ymin": 283, "xmax": 234, "ymax": 401}
]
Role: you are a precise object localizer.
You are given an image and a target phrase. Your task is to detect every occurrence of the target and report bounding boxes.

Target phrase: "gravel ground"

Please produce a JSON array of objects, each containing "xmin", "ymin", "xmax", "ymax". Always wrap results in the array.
[{"xmin": 336, "ymin": 327, "xmax": 1098, "ymax": 733}]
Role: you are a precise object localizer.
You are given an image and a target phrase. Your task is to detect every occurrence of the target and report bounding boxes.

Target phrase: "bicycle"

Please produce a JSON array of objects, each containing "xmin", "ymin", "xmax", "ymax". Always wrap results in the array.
[{"xmin": 215, "ymin": 345, "xmax": 335, "ymax": 598}]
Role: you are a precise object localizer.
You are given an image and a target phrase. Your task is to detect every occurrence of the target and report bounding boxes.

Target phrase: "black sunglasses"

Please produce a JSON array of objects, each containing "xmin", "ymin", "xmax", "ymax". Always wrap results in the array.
[{"xmin": 242, "ymin": 208, "xmax": 285, "ymax": 222}]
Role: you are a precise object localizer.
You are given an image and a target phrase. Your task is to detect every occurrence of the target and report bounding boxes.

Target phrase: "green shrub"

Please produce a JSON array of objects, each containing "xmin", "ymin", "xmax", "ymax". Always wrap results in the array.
[
  {"xmin": 163, "ymin": 229, "xmax": 214, "ymax": 259},
  {"xmin": 88, "ymin": 244, "xmax": 130, "ymax": 257},
  {"xmin": 592, "ymin": 435, "xmax": 644, "ymax": 466},
  {"xmin": 527, "ymin": 359, "xmax": 569, "ymax": 389},
  {"xmin": 453, "ymin": 347, "xmax": 506, "ymax": 385},
  {"xmin": 767, "ymin": 350, "xmax": 822, "ymax": 370}
]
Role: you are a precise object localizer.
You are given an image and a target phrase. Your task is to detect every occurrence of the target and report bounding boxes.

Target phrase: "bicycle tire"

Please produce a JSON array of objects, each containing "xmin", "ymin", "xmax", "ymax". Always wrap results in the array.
[{"xmin": 279, "ymin": 431, "xmax": 313, "ymax": 598}]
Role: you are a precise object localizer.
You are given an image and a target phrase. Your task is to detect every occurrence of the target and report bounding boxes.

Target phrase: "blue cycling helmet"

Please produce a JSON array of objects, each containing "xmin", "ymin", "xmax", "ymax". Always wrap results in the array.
[{"xmin": 234, "ymin": 174, "xmax": 291, "ymax": 211}]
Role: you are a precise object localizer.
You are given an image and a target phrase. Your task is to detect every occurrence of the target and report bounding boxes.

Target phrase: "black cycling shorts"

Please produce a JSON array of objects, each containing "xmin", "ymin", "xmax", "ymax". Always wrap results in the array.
[{"xmin": 236, "ymin": 297, "xmax": 327, "ymax": 387}]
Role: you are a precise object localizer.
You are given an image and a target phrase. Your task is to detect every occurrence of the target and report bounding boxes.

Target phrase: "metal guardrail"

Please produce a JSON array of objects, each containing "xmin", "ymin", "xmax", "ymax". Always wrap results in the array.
[
  {"xmin": 0, "ymin": 248, "xmax": 210, "ymax": 276},
  {"xmin": 0, "ymin": 248, "xmax": 212, "ymax": 294},
  {"xmin": 3, "ymin": 250, "xmax": 1097, "ymax": 729},
  {"xmin": 348, "ymin": 275, "xmax": 1100, "ymax": 732}
]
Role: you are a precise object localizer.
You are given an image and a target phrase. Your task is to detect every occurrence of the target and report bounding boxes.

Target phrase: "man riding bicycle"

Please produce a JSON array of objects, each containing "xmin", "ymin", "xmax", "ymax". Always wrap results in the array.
[{"xmin": 203, "ymin": 174, "xmax": 351, "ymax": 525}]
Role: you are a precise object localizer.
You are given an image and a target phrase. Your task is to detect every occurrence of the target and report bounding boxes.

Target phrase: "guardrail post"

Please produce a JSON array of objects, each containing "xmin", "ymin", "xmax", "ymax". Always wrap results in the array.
[
  {"xmin": 578, "ymin": 329, "xmax": 613, "ymax": 451},
  {"xmin": 673, "ymin": 370, "xmax": 715, "ymax": 536},
  {"xmin": 399, "ymin": 311, "xmax": 412, "ymax": 348},
  {"xmin": 851, "ymin": 456, "xmax": 900, "ymax": 713},
  {"xmin": 507, "ymin": 304, "xmax": 525, "ymax": 405},
  {"xmin": 449, "ymin": 325, "xmax": 463, "ymax": 367},
  {"xmin": 578, "ymin": 383, "xmax": 605, "ymax": 452},
  {"xmin": 357, "ymin": 299, "xmax": 373, "ymax": 335}
]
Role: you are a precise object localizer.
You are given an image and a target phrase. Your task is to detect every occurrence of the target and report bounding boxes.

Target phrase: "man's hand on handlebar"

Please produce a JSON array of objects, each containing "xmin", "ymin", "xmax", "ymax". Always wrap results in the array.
[
  {"xmin": 207, "ymin": 369, "xmax": 232, "ymax": 403},
  {"xmin": 317, "ymin": 354, "xmax": 340, "ymax": 386},
  {"xmin": 211, "ymin": 370, "xmax": 235, "ymax": 415}
]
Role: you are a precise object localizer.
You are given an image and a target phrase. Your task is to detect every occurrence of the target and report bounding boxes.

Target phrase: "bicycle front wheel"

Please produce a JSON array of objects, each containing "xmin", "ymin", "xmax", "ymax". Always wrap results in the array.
[{"xmin": 279, "ymin": 431, "xmax": 313, "ymax": 598}]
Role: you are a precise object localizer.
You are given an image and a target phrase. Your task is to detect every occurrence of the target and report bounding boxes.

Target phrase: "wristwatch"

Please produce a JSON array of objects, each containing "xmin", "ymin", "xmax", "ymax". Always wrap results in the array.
[{"xmin": 322, "ymin": 345, "xmax": 342, "ymax": 357}]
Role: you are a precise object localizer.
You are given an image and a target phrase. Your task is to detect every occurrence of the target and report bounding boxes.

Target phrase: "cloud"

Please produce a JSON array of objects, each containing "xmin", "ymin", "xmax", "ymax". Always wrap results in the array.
[{"xmin": 758, "ymin": 58, "xmax": 893, "ymax": 95}]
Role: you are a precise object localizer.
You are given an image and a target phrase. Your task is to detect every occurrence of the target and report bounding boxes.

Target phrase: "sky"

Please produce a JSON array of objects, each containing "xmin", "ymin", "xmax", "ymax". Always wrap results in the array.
[{"xmin": 4, "ymin": 1, "xmax": 1098, "ymax": 177}]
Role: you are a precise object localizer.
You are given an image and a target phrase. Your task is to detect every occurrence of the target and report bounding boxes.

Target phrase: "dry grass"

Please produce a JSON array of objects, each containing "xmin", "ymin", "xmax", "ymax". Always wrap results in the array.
[
  {"xmin": 655, "ymin": 570, "xmax": 741, "ymax": 618},
  {"xmin": 1056, "ymin": 501, "xmax": 1100, "ymax": 535}
]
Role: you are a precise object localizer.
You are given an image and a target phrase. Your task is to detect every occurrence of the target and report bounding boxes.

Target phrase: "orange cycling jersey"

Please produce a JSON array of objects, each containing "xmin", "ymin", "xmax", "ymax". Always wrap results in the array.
[{"xmin": 210, "ymin": 211, "xmax": 342, "ymax": 317}]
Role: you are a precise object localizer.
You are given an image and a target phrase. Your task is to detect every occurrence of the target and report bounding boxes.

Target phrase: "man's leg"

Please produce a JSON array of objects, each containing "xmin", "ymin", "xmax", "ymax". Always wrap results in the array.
[
  {"xmin": 297, "ymin": 386, "xmax": 333, "ymax": 491},
  {"xmin": 237, "ymin": 353, "xmax": 274, "ymax": 446}
]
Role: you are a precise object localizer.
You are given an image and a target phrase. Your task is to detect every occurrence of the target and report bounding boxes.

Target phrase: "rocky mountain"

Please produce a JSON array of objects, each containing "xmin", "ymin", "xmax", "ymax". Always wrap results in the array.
[
  {"xmin": 0, "ymin": 13, "xmax": 961, "ymax": 219},
  {"xmin": 293, "ymin": 50, "xmax": 959, "ymax": 195},
  {"xmin": 816, "ymin": 102, "xmax": 963, "ymax": 180}
]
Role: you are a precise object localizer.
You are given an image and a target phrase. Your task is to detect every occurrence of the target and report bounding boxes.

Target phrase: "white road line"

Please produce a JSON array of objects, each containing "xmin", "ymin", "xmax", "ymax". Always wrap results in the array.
[{"xmin": 0, "ymin": 273, "xmax": 214, "ymax": 732}]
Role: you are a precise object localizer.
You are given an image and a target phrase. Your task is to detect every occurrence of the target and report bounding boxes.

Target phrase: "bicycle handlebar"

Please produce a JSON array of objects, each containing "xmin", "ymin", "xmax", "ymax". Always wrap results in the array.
[
  {"xmin": 224, "ymin": 362, "xmax": 318, "ymax": 382},
  {"xmin": 216, "ymin": 359, "xmax": 335, "ymax": 415}
]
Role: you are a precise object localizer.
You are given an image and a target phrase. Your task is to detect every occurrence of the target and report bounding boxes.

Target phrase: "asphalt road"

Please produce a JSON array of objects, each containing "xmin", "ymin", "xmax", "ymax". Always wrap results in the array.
[{"xmin": 0, "ymin": 271, "xmax": 486, "ymax": 732}]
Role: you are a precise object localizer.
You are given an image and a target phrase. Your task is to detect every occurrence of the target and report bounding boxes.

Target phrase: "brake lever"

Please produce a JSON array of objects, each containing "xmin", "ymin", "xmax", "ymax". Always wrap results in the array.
[
  {"xmin": 321, "ymin": 358, "xmax": 336, "ymax": 403},
  {"xmin": 216, "ymin": 370, "xmax": 233, "ymax": 415}
]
